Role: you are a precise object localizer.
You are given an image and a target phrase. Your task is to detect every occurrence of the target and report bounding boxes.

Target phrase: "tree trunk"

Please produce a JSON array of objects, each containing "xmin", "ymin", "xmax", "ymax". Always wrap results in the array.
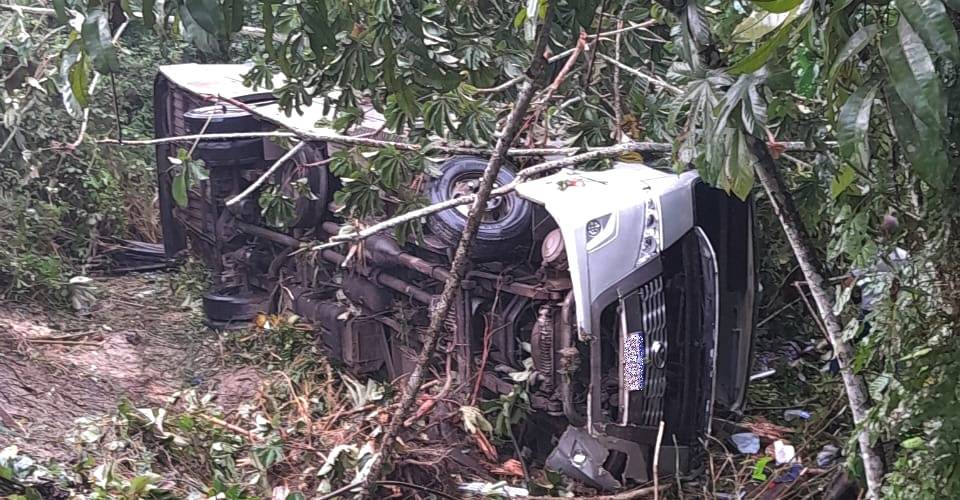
[
  {"xmin": 359, "ymin": 4, "xmax": 556, "ymax": 496},
  {"xmin": 746, "ymin": 134, "xmax": 885, "ymax": 498}
]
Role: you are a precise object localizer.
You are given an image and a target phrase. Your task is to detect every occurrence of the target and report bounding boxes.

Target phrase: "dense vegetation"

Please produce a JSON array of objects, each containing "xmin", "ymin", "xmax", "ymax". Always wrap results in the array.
[{"xmin": 2, "ymin": 0, "xmax": 959, "ymax": 497}]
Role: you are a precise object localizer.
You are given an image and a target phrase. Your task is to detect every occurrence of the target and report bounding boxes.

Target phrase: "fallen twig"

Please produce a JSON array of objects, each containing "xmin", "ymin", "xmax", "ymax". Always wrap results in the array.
[
  {"xmin": 474, "ymin": 20, "xmax": 659, "ymax": 93},
  {"xmin": 23, "ymin": 339, "xmax": 102, "ymax": 347},
  {"xmin": 404, "ymin": 352, "xmax": 453, "ymax": 427},
  {"xmin": 653, "ymin": 420, "xmax": 665, "ymax": 500},
  {"xmin": 747, "ymin": 134, "xmax": 884, "ymax": 497},
  {"xmin": 30, "ymin": 331, "xmax": 97, "ymax": 342},
  {"xmin": 197, "ymin": 413, "xmax": 261, "ymax": 442},
  {"xmin": 225, "ymin": 141, "xmax": 305, "ymax": 207},
  {"xmin": 612, "ymin": 10, "xmax": 625, "ymax": 142},
  {"xmin": 375, "ymin": 480, "xmax": 459, "ymax": 500}
]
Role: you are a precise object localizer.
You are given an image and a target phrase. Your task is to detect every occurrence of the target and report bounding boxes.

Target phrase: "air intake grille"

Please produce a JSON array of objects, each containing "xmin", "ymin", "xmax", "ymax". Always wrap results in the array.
[{"xmin": 628, "ymin": 277, "xmax": 667, "ymax": 426}]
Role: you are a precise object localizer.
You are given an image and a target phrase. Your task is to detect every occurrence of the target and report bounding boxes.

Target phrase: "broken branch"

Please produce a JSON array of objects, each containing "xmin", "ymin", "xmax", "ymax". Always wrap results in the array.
[
  {"xmin": 310, "ymin": 141, "xmax": 672, "ymax": 251},
  {"xmin": 358, "ymin": 2, "xmax": 557, "ymax": 494},
  {"xmin": 96, "ymin": 131, "xmax": 300, "ymax": 146},
  {"xmin": 225, "ymin": 141, "xmax": 305, "ymax": 207},
  {"xmin": 596, "ymin": 53, "xmax": 682, "ymax": 95},
  {"xmin": 197, "ymin": 413, "xmax": 261, "ymax": 442}
]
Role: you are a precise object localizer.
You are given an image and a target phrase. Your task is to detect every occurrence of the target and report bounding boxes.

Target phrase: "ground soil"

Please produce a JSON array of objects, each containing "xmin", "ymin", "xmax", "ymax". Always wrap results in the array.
[{"xmin": 0, "ymin": 274, "xmax": 254, "ymax": 461}]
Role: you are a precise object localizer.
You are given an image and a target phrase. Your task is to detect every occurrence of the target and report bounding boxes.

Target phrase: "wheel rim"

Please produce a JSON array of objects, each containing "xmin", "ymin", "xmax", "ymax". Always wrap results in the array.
[{"xmin": 449, "ymin": 172, "xmax": 512, "ymax": 223}]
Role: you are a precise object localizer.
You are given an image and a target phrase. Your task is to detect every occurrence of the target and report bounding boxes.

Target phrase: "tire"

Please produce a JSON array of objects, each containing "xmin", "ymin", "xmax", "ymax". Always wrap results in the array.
[
  {"xmin": 194, "ymin": 138, "xmax": 263, "ymax": 166},
  {"xmin": 202, "ymin": 286, "xmax": 270, "ymax": 322},
  {"xmin": 184, "ymin": 104, "xmax": 263, "ymax": 134},
  {"xmin": 185, "ymin": 104, "xmax": 265, "ymax": 166},
  {"xmin": 278, "ymin": 145, "xmax": 334, "ymax": 228},
  {"xmin": 427, "ymin": 156, "xmax": 532, "ymax": 260}
]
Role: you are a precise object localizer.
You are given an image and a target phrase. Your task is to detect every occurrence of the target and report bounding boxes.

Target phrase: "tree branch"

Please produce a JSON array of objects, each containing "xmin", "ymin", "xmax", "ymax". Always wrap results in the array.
[
  {"xmin": 67, "ymin": 19, "xmax": 130, "ymax": 149},
  {"xmin": 597, "ymin": 53, "xmax": 682, "ymax": 95},
  {"xmin": 473, "ymin": 20, "xmax": 656, "ymax": 94},
  {"xmin": 310, "ymin": 141, "xmax": 672, "ymax": 251},
  {"xmin": 96, "ymin": 131, "xmax": 300, "ymax": 145},
  {"xmin": 358, "ymin": 2, "xmax": 557, "ymax": 495},
  {"xmin": 746, "ymin": 133, "xmax": 884, "ymax": 499},
  {"xmin": 612, "ymin": 2, "xmax": 630, "ymax": 142},
  {"xmin": 225, "ymin": 141, "xmax": 305, "ymax": 207}
]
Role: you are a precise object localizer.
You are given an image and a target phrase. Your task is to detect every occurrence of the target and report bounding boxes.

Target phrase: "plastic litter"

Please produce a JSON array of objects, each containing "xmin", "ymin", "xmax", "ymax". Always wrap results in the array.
[
  {"xmin": 731, "ymin": 432, "xmax": 761, "ymax": 454},
  {"xmin": 773, "ymin": 440, "xmax": 796, "ymax": 464},
  {"xmin": 459, "ymin": 481, "xmax": 529, "ymax": 498},
  {"xmin": 817, "ymin": 444, "xmax": 840, "ymax": 467},
  {"xmin": 775, "ymin": 463, "xmax": 803, "ymax": 483},
  {"xmin": 783, "ymin": 409, "xmax": 811, "ymax": 422}
]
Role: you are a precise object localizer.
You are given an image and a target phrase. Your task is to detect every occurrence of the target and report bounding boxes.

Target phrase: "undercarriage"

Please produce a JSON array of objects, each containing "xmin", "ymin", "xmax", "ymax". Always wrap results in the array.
[{"xmin": 154, "ymin": 64, "xmax": 756, "ymax": 490}]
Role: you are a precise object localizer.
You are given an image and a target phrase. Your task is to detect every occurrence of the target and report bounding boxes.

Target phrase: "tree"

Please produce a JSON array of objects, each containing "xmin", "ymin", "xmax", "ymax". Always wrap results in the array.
[{"xmin": 4, "ymin": 0, "xmax": 960, "ymax": 496}]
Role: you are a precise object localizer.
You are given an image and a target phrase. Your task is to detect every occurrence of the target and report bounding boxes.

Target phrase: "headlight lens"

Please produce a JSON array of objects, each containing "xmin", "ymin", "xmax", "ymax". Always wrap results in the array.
[{"xmin": 636, "ymin": 198, "xmax": 662, "ymax": 266}]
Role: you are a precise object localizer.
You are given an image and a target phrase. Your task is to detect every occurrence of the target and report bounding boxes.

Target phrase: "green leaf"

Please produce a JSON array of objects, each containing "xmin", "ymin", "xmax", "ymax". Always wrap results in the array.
[
  {"xmin": 142, "ymin": 0, "xmax": 156, "ymax": 28},
  {"xmin": 901, "ymin": 437, "xmax": 925, "ymax": 449},
  {"xmin": 180, "ymin": 4, "xmax": 222, "ymax": 53},
  {"xmin": 899, "ymin": 347, "xmax": 932, "ymax": 362},
  {"xmin": 895, "ymin": 0, "xmax": 959, "ymax": 63},
  {"xmin": 837, "ymin": 83, "xmax": 878, "ymax": 172},
  {"xmin": 884, "ymin": 85, "xmax": 951, "ymax": 188},
  {"xmin": 68, "ymin": 56, "xmax": 90, "ymax": 108},
  {"xmin": 830, "ymin": 165, "xmax": 856, "ymax": 198},
  {"xmin": 752, "ymin": 457, "xmax": 772, "ymax": 480},
  {"xmin": 869, "ymin": 374, "xmax": 891, "ymax": 400},
  {"xmin": 81, "ymin": 8, "xmax": 121, "ymax": 73},
  {"xmin": 571, "ymin": 0, "xmax": 598, "ymax": 28},
  {"xmin": 299, "ymin": 0, "xmax": 333, "ymax": 54},
  {"xmin": 513, "ymin": 7, "xmax": 527, "ymax": 29},
  {"xmin": 828, "ymin": 24, "xmax": 879, "ymax": 78},
  {"xmin": 733, "ymin": 10, "xmax": 792, "ymax": 42},
  {"xmin": 880, "ymin": 18, "xmax": 945, "ymax": 131},
  {"xmin": 172, "ymin": 173, "xmax": 188, "ymax": 208},
  {"xmin": 706, "ymin": 127, "xmax": 756, "ymax": 200},
  {"xmin": 227, "ymin": 0, "xmax": 244, "ymax": 34},
  {"xmin": 53, "ymin": 0, "xmax": 67, "ymax": 24},
  {"xmin": 729, "ymin": 130, "xmax": 755, "ymax": 200},
  {"xmin": 751, "ymin": 0, "xmax": 803, "ymax": 12},
  {"xmin": 185, "ymin": 0, "xmax": 226, "ymax": 37},
  {"xmin": 729, "ymin": 14, "xmax": 809, "ymax": 74}
]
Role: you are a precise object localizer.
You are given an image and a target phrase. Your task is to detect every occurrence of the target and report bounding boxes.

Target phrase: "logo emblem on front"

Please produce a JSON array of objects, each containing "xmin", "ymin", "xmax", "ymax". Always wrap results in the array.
[{"xmin": 650, "ymin": 340, "xmax": 666, "ymax": 369}]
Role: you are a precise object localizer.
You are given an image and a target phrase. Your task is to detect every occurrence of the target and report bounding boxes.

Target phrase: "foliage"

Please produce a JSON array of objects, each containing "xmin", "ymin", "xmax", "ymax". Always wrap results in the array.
[
  {"xmin": 5, "ymin": 0, "xmax": 960, "ymax": 494},
  {"xmin": 0, "ymin": 17, "xmax": 175, "ymax": 302},
  {"xmin": 0, "ymin": 6, "xmax": 261, "ymax": 302},
  {"xmin": 0, "ymin": 313, "xmax": 399, "ymax": 499}
]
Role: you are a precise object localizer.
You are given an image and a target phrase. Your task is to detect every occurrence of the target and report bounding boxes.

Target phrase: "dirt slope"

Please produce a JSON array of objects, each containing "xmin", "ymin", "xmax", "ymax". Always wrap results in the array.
[{"xmin": 0, "ymin": 275, "xmax": 216, "ymax": 461}]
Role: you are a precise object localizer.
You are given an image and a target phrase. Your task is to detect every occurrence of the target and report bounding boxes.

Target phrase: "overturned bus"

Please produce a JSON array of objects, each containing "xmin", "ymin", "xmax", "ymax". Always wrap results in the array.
[{"xmin": 154, "ymin": 64, "xmax": 756, "ymax": 490}]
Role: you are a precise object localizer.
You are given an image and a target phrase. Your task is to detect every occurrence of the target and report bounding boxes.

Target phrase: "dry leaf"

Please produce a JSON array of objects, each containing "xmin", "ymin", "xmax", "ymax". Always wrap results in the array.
[{"xmin": 490, "ymin": 458, "xmax": 525, "ymax": 477}]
